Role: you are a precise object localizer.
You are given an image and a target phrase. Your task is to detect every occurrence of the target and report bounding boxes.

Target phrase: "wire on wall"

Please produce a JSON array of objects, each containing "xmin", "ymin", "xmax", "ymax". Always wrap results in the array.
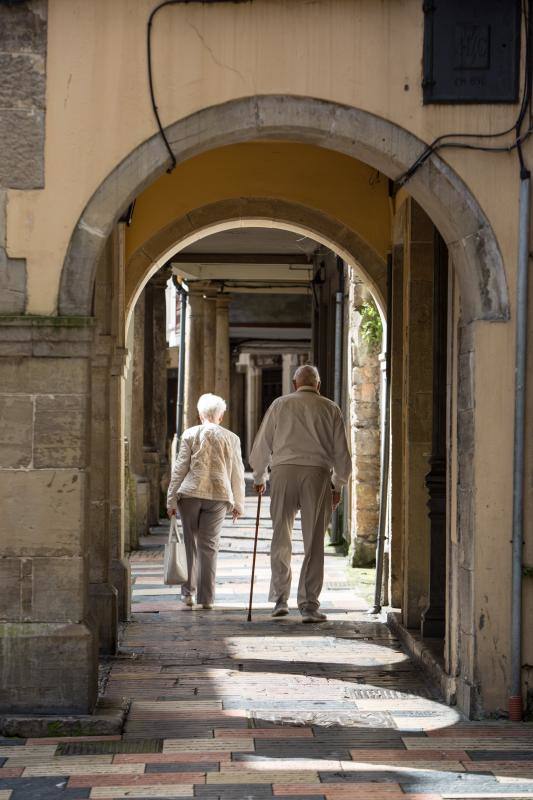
[
  {"xmin": 397, "ymin": 0, "xmax": 532, "ymax": 187},
  {"xmin": 147, "ymin": 0, "xmax": 248, "ymax": 174}
]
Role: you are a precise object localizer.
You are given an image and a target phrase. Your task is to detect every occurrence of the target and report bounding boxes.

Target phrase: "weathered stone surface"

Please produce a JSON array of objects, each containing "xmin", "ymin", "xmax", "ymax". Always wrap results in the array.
[
  {"xmin": 0, "ymin": 1, "xmax": 46, "ymax": 189},
  {"xmin": 33, "ymin": 394, "xmax": 88, "ymax": 469},
  {"xmin": 0, "ymin": 53, "xmax": 45, "ymax": 111},
  {"xmin": 0, "ymin": 1, "xmax": 47, "ymax": 54},
  {"xmin": 0, "ymin": 253, "xmax": 26, "ymax": 314},
  {"xmin": 0, "ymin": 396, "xmax": 32, "ymax": 468},
  {"xmin": 0, "ymin": 469, "xmax": 85, "ymax": 557},
  {"xmin": 0, "ymin": 622, "xmax": 97, "ymax": 714},
  {"xmin": 0, "ymin": 109, "xmax": 45, "ymax": 189},
  {"xmin": 31, "ymin": 557, "xmax": 86, "ymax": 623},
  {"xmin": 0, "ymin": 559, "xmax": 22, "ymax": 621},
  {"xmin": 0, "ymin": 356, "xmax": 88, "ymax": 395}
]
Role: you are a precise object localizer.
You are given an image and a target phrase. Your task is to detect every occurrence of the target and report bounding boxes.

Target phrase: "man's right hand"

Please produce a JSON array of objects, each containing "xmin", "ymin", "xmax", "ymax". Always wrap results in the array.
[{"xmin": 254, "ymin": 483, "xmax": 266, "ymax": 495}]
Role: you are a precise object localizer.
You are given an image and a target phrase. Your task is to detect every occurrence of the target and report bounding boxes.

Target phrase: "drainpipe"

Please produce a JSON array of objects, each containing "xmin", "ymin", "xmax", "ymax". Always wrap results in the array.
[
  {"xmin": 373, "ymin": 254, "xmax": 393, "ymax": 614},
  {"xmin": 509, "ymin": 167, "xmax": 531, "ymax": 721},
  {"xmin": 331, "ymin": 257, "xmax": 345, "ymax": 545}
]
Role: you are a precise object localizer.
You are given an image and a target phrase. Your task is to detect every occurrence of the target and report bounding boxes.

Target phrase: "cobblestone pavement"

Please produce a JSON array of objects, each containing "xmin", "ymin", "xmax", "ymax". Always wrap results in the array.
[{"xmin": 2, "ymin": 493, "xmax": 533, "ymax": 799}]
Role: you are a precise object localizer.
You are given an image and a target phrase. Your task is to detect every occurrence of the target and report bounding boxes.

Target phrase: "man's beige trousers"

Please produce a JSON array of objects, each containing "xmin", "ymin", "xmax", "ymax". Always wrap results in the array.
[{"xmin": 269, "ymin": 465, "xmax": 332, "ymax": 611}]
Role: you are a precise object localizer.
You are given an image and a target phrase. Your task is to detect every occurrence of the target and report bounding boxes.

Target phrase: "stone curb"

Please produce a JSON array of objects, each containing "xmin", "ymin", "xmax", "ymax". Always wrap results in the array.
[
  {"xmin": 386, "ymin": 610, "xmax": 457, "ymax": 707},
  {"xmin": 0, "ymin": 697, "xmax": 129, "ymax": 738}
]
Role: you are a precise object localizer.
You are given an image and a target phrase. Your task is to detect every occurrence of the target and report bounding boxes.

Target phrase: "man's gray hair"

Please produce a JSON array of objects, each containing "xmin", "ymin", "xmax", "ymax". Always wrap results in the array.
[
  {"xmin": 197, "ymin": 393, "xmax": 227, "ymax": 421},
  {"xmin": 293, "ymin": 364, "xmax": 320, "ymax": 387}
]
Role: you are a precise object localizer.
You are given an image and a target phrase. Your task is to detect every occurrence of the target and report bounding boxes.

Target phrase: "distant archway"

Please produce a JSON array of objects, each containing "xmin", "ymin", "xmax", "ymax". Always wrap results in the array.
[{"xmin": 124, "ymin": 198, "xmax": 387, "ymax": 320}]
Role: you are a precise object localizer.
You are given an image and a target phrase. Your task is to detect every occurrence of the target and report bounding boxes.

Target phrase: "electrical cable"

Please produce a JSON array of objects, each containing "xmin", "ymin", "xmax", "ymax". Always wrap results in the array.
[
  {"xmin": 147, "ymin": 0, "xmax": 247, "ymax": 174},
  {"xmin": 397, "ymin": 0, "xmax": 532, "ymax": 187}
]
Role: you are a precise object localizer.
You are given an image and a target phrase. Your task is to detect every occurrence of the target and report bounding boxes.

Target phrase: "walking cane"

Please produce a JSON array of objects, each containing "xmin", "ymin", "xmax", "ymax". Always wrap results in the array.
[{"xmin": 247, "ymin": 492, "xmax": 262, "ymax": 622}]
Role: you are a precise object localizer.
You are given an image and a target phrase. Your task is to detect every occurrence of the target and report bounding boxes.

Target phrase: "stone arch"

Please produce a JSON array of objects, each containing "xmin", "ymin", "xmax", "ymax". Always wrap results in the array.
[
  {"xmin": 59, "ymin": 95, "xmax": 509, "ymax": 323},
  {"xmin": 124, "ymin": 198, "xmax": 387, "ymax": 319}
]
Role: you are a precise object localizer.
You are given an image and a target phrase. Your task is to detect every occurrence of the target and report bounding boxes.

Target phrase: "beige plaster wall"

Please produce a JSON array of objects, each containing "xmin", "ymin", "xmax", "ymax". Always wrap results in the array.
[{"xmin": 4, "ymin": 0, "xmax": 526, "ymax": 317}]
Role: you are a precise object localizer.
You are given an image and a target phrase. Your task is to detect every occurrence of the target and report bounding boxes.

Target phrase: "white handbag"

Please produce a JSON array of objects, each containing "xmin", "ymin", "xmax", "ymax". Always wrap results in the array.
[{"xmin": 163, "ymin": 515, "xmax": 188, "ymax": 585}]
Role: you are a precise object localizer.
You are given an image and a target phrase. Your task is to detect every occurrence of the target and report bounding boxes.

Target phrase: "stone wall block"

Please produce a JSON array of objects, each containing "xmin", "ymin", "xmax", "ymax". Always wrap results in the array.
[
  {"xmin": 0, "ymin": 469, "xmax": 85, "ymax": 557},
  {"xmin": 0, "ymin": 357, "xmax": 88, "ymax": 395},
  {"xmin": 0, "ymin": 109, "xmax": 45, "ymax": 189},
  {"xmin": 31, "ymin": 557, "xmax": 85, "ymax": 622},
  {"xmin": 0, "ymin": 622, "xmax": 98, "ymax": 714},
  {"xmin": 355, "ymin": 482, "xmax": 379, "ymax": 509},
  {"xmin": 0, "ymin": 395, "xmax": 33, "ymax": 467},
  {"xmin": 0, "ymin": 559, "xmax": 23, "ymax": 621},
  {"xmin": 0, "ymin": 1, "xmax": 47, "ymax": 54},
  {"xmin": 458, "ymin": 352, "xmax": 474, "ymax": 411},
  {"xmin": 33, "ymin": 394, "xmax": 88, "ymax": 469},
  {"xmin": 457, "ymin": 409, "xmax": 474, "ymax": 486},
  {"xmin": 354, "ymin": 428, "xmax": 380, "ymax": 457},
  {"xmin": 0, "ymin": 53, "xmax": 45, "ymax": 110}
]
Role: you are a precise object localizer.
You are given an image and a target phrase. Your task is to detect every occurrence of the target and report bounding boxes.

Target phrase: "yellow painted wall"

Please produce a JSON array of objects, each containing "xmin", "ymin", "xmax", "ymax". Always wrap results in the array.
[{"xmin": 125, "ymin": 141, "xmax": 390, "ymax": 293}]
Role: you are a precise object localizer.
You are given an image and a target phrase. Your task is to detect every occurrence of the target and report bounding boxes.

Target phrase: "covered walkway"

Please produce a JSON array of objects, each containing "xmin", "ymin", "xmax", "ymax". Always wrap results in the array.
[{"xmin": 2, "ymin": 494, "xmax": 533, "ymax": 799}]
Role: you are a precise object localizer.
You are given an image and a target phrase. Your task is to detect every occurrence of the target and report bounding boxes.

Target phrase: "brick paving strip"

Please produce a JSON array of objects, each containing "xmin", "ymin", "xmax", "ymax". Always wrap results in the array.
[{"xmin": 2, "ymin": 492, "xmax": 533, "ymax": 799}]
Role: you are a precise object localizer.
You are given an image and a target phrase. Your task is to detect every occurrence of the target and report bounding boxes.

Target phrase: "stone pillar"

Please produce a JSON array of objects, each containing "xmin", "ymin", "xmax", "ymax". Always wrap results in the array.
[
  {"xmin": 0, "ymin": 318, "xmax": 97, "ymax": 714},
  {"xmin": 421, "ymin": 232, "xmax": 448, "ymax": 639},
  {"xmin": 184, "ymin": 287, "xmax": 204, "ymax": 429},
  {"xmin": 389, "ymin": 232, "xmax": 405, "ymax": 609},
  {"xmin": 215, "ymin": 295, "xmax": 231, "ymax": 418},
  {"xmin": 128, "ymin": 293, "xmax": 150, "ymax": 546},
  {"xmin": 109, "ymin": 225, "xmax": 131, "ymax": 622},
  {"xmin": 88, "ymin": 237, "xmax": 118, "ymax": 655},
  {"xmin": 282, "ymin": 353, "xmax": 298, "ymax": 395},
  {"xmin": 245, "ymin": 356, "xmax": 262, "ymax": 461},
  {"xmin": 142, "ymin": 275, "xmax": 169, "ymax": 526},
  {"xmin": 401, "ymin": 199, "xmax": 433, "ymax": 629},
  {"xmin": 203, "ymin": 290, "xmax": 217, "ymax": 394},
  {"xmin": 348, "ymin": 275, "xmax": 381, "ymax": 567}
]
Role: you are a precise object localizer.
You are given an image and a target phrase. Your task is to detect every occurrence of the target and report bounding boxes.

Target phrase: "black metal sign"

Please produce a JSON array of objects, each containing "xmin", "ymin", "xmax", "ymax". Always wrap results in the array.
[{"xmin": 423, "ymin": 0, "xmax": 521, "ymax": 104}]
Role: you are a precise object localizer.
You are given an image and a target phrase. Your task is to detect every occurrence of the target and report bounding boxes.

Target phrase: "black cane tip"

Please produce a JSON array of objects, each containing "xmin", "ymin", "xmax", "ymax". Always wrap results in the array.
[{"xmin": 247, "ymin": 613, "xmax": 252, "ymax": 622}]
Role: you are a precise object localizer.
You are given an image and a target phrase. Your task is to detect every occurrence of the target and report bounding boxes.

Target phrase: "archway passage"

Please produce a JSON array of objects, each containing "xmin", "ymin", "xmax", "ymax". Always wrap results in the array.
[{"xmin": 0, "ymin": 96, "xmax": 514, "ymax": 726}]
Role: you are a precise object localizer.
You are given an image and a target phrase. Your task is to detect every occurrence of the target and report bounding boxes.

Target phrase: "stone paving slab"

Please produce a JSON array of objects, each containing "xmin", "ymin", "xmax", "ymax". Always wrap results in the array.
[{"xmin": 5, "ymin": 494, "xmax": 533, "ymax": 799}]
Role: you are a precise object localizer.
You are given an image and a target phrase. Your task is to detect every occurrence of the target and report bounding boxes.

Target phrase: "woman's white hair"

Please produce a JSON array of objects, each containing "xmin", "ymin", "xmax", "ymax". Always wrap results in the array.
[{"xmin": 197, "ymin": 393, "xmax": 227, "ymax": 421}]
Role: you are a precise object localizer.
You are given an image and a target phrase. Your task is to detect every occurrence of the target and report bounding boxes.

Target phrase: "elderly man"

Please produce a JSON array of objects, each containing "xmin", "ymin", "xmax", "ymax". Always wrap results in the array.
[{"xmin": 250, "ymin": 365, "xmax": 351, "ymax": 623}]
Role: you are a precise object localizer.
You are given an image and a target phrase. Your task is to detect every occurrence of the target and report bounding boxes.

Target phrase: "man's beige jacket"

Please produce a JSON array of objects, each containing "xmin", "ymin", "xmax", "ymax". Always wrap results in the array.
[
  {"xmin": 250, "ymin": 386, "xmax": 352, "ymax": 490},
  {"xmin": 167, "ymin": 422, "xmax": 246, "ymax": 515}
]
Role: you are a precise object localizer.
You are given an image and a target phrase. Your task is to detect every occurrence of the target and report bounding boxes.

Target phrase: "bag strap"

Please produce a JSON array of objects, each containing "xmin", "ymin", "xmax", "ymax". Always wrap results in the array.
[{"xmin": 169, "ymin": 515, "xmax": 184, "ymax": 544}]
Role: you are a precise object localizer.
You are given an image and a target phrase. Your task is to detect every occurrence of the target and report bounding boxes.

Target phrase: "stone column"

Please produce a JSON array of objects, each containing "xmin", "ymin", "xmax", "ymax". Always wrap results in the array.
[
  {"xmin": 349, "ymin": 289, "xmax": 381, "ymax": 567},
  {"xmin": 128, "ymin": 294, "xmax": 150, "ymax": 546},
  {"xmin": 203, "ymin": 289, "xmax": 217, "ymax": 394},
  {"xmin": 109, "ymin": 225, "xmax": 131, "ymax": 623},
  {"xmin": 282, "ymin": 353, "xmax": 298, "ymax": 394},
  {"xmin": 142, "ymin": 275, "xmax": 169, "ymax": 526},
  {"xmin": 245, "ymin": 356, "xmax": 262, "ymax": 461},
  {"xmin": 215, "ymin": 295, "xmax": 231, "ymax": 419},
  {"xmin": 401, "ymin": 199, "xmax": 433, "ymax": 629},
  {"xmin": 421, "ymin": 231, "xmax": 448, "ymax": 639},
  {"xmin": 389, "ymin": 232, "xmax": 405, "ymax": 609},
  {"xmin": 88, "ymin": 236, "xmax": 118, "ymax": 655},
  {"xmin": 0, "ymin": 318, "xmax": 97, "ymax": 713},
  {"xmin": 184, "ymin": 286, "xmax": 204, "ymax": 429}
]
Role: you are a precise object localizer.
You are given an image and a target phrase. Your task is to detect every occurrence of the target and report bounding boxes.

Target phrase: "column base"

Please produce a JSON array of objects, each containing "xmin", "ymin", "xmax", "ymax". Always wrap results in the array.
[
  {"xmin": 0, "ymin": 622, "xmax": 98, "ymax": 714},
  {"xmin": 89, "ymin": 582, "xmax": 119, "ymax": 655},
  {"xmin": 421, "ymin": 606, "xmax": 446, "ymax": 639},
  {"xmin": 111, "ymin": 557, "xmax": 131, "ymax": 622}
]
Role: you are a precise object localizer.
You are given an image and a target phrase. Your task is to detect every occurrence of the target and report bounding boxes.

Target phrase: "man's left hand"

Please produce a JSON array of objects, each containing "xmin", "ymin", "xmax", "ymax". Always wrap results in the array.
[{"xmin": 332, "ymin": 490, "xmax": 341, "ymax": 511}]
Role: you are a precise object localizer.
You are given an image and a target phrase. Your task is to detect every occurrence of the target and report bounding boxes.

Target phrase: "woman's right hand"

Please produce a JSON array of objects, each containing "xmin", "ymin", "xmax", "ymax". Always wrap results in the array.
[{"xmin": 167, "ymin": 508, "xmax": 176, "ymax": 518}]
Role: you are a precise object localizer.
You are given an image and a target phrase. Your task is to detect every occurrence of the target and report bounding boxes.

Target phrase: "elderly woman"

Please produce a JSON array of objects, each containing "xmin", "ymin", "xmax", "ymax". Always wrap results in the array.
[{"xmin": 167, "ymin": 393, "xmax": 245, "ymax": 609}]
